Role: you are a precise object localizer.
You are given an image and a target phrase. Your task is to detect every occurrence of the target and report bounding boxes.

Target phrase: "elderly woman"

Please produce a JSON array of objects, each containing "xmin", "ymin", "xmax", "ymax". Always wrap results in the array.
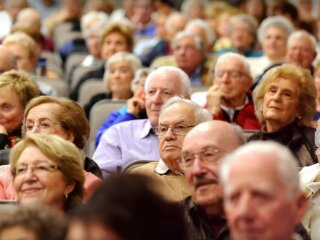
[
  {"xmin": 249, "ymin": 63, "xmax": 317, "ymax": 166},
  {"xmin": 10, "ymin": 134, "xmax": 84, "ymax": 212},
  {"xmin": 248, "ymin": 16, "xmax": 294, "ymax": 80},
  {"xmin": 95, "ymin": 68, "xmax": 149, "ymax": 148},
  {"xmin": 84, "ymin": 51, "xmax": 142, "ymax": 117},
  {"xmin": 70, "ymin": 21, "xmax": 134, "ymax": 101},
  {"xmin": 0, "ymin": 70, "xmax": 40, "ymax": 150},
  {"xmin": 0, "ymin": 96, "xmax": 102, "ymax": 201}
]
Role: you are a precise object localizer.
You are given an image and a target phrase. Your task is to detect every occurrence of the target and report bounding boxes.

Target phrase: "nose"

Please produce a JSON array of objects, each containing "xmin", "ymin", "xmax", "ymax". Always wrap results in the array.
[
  {"xmin": 28, "ymin": 125, "xmax": 41, "ymax": 134},
  {"xmin": 23, "ymin": 167, "xmax": 37, "ymax": 181},
  {"xmin": 271, "ymin": 91, "xmax": 281, "ymax": 101},
  {"xmin": 164, "ymin": 127, "xmax": 177, "ymax": 140},
  {"xmin": 236, "ymin": 193, "xmax": 254, "ymax": 218},
  {"xmin": 219, "ymin": 72, "xmax": 230, "ymax": 84},
  {"xmin": 191, "ymin": 156, "xmax": 205, "ymax": 174},
  {"xmin": 152, "ymin": 90, "xmax": 163, "ymax": 106}
]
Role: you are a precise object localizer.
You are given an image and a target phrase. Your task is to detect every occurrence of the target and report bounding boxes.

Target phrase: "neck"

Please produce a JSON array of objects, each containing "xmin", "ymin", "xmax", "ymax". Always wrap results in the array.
[
  {"xmin": 265, "ymin": 120, "xmax": 292, "ymax": 133},
  {"xmin": 203, "ymin": 201, "xmax": 224, "ymax": 217},
  {"xmin": 221, "ymin": 95, "xmax": 246, "ymax": 109},
  {"xmin": 112, "ymin": 91, "xmax": 131, "ymax": 100}
]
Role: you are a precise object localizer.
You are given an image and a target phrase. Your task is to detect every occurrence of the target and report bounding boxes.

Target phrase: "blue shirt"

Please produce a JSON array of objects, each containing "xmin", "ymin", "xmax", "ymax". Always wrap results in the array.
[{"xmin": 93, "ymin": 119, "xmax": 160, "ymax": 177}]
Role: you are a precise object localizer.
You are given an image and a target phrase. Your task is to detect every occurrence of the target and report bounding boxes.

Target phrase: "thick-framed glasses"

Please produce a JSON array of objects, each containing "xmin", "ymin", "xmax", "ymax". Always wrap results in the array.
[
  {"xmin": 215, "ymin": 70, "xmax": 248, "ymax": 79},
  {"xmin": 13, "ymin": 161, "xmax": 61, "ymax": 177},
  {"xmin": 154, "ymin": 124, "xmax": 195, "ymax": 136},
  {"xmin": 22, "ymin": 121, "xmax": 61, "ymax": 132},
  {"xmin": 180, "ymin": 146, "xmax": 224, "ymax": 169}
]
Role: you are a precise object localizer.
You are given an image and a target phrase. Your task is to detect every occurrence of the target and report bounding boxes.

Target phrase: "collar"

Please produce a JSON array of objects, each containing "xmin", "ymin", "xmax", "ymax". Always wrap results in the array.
[
  {"xmin": 155, "ymin": 159, "xmax": 170, "ymax": 175},
  {"xmin": 139, "ymin": 120, "xmax": 155, "ymax": 139},
  {"xmin": 189, "ymin": 65, "xmax": 202, "ymax": 86},
  {"xmin": 220, "ymin": 95, "xmax": 249, "ymax": 120}
]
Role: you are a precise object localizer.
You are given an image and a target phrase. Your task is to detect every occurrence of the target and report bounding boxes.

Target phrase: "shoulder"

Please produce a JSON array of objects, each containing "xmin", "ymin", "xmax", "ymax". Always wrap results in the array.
[
  {"xmin": 128, "ymin": 161, "xmax": 158, "ymax": 174},
  {"xmin": 151, "ymin": 55, "xmax": 177, "ymax": 68}
]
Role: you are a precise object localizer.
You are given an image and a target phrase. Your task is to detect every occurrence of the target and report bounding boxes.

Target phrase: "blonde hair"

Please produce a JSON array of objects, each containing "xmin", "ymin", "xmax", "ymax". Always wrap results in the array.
[
  {"xmin": 253, "ymin": 64, "xmax": 316, "ymax": 127},
  {"xmin": 10, "ymin": 134, "xmax": 85, "ymax": 211},
  {"xmin": 0, "ymin": 70, "xmax": 40, "ymax": 108}
]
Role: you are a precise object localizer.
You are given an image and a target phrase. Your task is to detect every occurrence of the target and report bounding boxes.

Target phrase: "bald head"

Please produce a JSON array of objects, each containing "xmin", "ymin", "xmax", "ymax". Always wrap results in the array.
[{"xmin": 0, "ymin": 46, "xmax": 16, "ymax": 73}]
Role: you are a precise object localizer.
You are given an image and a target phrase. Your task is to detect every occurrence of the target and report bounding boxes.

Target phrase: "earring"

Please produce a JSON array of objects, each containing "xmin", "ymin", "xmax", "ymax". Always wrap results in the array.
[
  {"xmin": 297, "ymin": 114, "xmax": 302, "ymax": 119},
  {"xmin": 64, "ymin": 191, "xmax": 68, "ymax": 199}
]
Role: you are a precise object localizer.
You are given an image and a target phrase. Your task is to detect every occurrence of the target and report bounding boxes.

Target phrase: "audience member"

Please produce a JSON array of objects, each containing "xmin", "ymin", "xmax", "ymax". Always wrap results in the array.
[
  {"xmin": 67, "ymin": 173, "xmax": 187, "ymax": 240},
  {"xmin": 84, "ymin": 51, "xmax": 142, "ymax": 118},
  {"xmin": 0, "ymin": 46, "xmax": 16, "ymax": 73},
  {"xmin": 206, "ymin": 52, "xmax": 260, "ymax": 130},
  {"xmin": 0, "ymin": 70, "xmax": 40, "ymax": 150},
  {"xmin": 2, "ymin": 32, "xmax": 59, "ymax": 92},
  {"xmin": 241, "ymin": 0, "xmax": 267, "ymax": 24},
  {"xmin": 0, "ymin": 204, "xmax": 67, "ymax": 240},
  {"xmin": 249, "ymin": 63, "xmax": 318, "ymax": 166},
  {"xmin": 152, "ymin": 31, "xmax": 215, "ymax": 86},
  {"xmin": 130, "ymin": 97, "xmax": 211, "ymax": 202},
  {"xmin": 180, "ymin": 120, "xmax": 244, "ymax": 240},
  {"xmin": 4, "ymin": 0, "xmax": 28, "ymax": 23},
  {"xmin": 215, "ymin": 13, "xmax": 262, "ymax": 57},
  {"xmin": 313, "ymin": 60, "xmax": 320, "ymax": 122},
  {"xmin": 95, "ymin": 68, "xmax": 149, "ymax": 148},
  {"xmin": 286, "ymin": 30, "xmax": 317, "ymax": 75},
  {"xmin": 0, "ymin": 96, "xmax": 103, "ymax": 201},
  {"xmin": 10, "ymin": 134, "xmax": 85, "ymax": 212},
  {"xmin": 93, "ymin": 66, "xmax": 191, "ymax": 177},
  {"xmin": 180, "ymin": 0, "xmax": 205, "ymax": 20},
  {"xmin": 70, "ymin": 21, "xmax": 134, "ymax": 101},
  {"xmin": 15, "ymin": 7, "xmax": 55, "ymax": 52},
  {"xmin": 248, "ymin": 16, "xmax": 294, "ymax": 80},
  {"xmin": 220, "ymin": 141, "xmax": 308, "ymax": 240}
]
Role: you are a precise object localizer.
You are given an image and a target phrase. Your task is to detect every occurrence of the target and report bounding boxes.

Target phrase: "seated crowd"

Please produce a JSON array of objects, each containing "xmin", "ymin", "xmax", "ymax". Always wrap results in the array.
[{"xmin": 1, "ymin": 0, "xmax": 320, "ymax": 239}]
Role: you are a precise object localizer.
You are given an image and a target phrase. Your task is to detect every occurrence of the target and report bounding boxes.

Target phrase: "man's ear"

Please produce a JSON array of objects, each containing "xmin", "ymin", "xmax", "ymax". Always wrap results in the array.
[{"xmin": 294, "ymin": 191, "xmax": 309, "ymax": 225}]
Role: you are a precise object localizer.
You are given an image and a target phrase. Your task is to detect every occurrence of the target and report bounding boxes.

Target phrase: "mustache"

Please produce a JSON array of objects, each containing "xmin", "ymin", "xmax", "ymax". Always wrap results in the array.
[{"xmin": 194, "ymin": 176, "xmax": 218, "ymax": 189}]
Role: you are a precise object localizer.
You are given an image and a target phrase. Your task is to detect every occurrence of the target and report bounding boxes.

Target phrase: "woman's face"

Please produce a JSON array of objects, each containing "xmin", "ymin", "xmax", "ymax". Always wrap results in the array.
[
  {"xmin": 262, "ymin": 26, "xmax": 287, "ymax": 60},
  {"xmin": 101, "ymin": 32, "xmax": 129, "ymax": 61},
  {"xmin": 262, "ymin": 78, "xmax": 301, "ymax": 130},
  {"xmin": 0, "ymin": 88, "xmax": 24, "ymax": 133},
  {"xmin": 109, "ymin": 61, "xmax": 134, "ymax": 99},
  {"xmin": 24, "ymin": 103, "xmax": 73, "ymax": 141},
  {"xmin": 14, "ymin": 145, "xmax": 75, "ymax": 210},
  {"xmin": 6, "ymin": 43, "xmax": 36, "ymax": 73}
]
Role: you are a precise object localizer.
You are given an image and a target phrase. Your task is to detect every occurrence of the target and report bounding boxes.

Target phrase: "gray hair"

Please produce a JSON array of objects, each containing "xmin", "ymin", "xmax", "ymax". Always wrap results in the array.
[
  {"xmin": 172, "ymin": 31, "xmax": 204, "ymax": 53},
  {"xmin": 144, "ymin": 66, "xmax": 192, "ymax": 98},
  {"xmin": 185, "ymin": 18, "xmax": 216, "ymax": 47},
  {"xmin": 160, "ymin": 96, "xmax": 212, "ymax": 124},
  {"xmin": 181, "ymin": 0, "xmax": 207, "ymax": 19},
  {"xmin": 81, "ymin": 11, "xmax": 109, "ymax": 39},
  {"xmin": 130, "ymin": 67, "xmax": 151, "ymax": 92},
  {"xmin": 220, "ymin": 141, "xmax": 300, "ymax": 199},
  {"xmin": 229, "ymin": 14, "xmax": 258, "ymax": 38},
  {"xmin": 104, "ymin": 51, "xmax": 142, "ymax": 92},
  {"xmin": 287, "ymin": 30, "xmax": 317, "ymax": 51},
  {"xmin": 164, "ymin": 12, "xmax": 187, "ymax": 32},
  {"xmin": 257, "ymin": 16, "xmax": 294, "ymax": 44},
  {"xmin": 214, "ymin": 52, "xmax": 251, "ymax": 75}
]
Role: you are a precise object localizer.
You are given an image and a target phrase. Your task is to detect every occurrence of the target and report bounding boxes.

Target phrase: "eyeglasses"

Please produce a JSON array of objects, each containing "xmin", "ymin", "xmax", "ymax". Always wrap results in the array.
[
  {"xmin": 180, "ymin": 146, "xmax": 224, "ymax": 169},
  {"xmin": 13, "ymin": 161, "xmax": 61, "ymax": 177},
  {"xmin": 215, "ymin": 70, "xmax": 248, "ymax": 79},
  {"xmin": 154, "ymin": 124, "xmax": 194, "ymax": 136},
  {"xmin": 22, "ymin": 121, "xmax": 61, "ymax": 132}
]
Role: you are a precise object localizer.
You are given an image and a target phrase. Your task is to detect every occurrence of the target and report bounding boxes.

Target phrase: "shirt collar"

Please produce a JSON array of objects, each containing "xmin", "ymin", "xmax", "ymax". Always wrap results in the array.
[
  {"xmin": 139, "ymin": 120, "xmax": 155, "ymax": 139},
  {"xmin": 155, "ymin": 159, "xmax": 170, "ymax": 174}
]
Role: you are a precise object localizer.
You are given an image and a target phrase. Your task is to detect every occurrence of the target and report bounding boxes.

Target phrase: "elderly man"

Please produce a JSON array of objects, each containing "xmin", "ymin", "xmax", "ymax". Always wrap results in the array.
[
  {"xmin": 93, "ymin": 66, "xmax": 191, "ymax": 177},
  {"xmin": 180, "ymin": 120, "xmax": 244, "ymax": 240},
  {"xmin": 151, "ymin": 31, "xmax": 215, "ymax": 86},
  {"xmin": 206, "ymin": 52, "xmax": 260, "ymax": 130},
  {"xmin": 129, "ymin": 96, "xmax": 211, "ymax": 202},
  {"xmin": 286, "ymin": 30, "xmax": 317, "ymax": 75},
  {"xmin": 220, "ymin": 141, "xmax": 308, "ymax": 240}
]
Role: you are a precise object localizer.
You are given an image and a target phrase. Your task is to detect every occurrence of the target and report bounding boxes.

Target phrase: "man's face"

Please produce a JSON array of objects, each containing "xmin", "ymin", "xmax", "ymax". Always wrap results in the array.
[
  {"xmin": 173, "ymin": 36, "xmax": 204, "ymax": 75},
  {"xmin": 231, "ymin": 21, "xmax": 255, "ymax": 51},
  {"xmin": 224, "ymin": 153, "xmax": 304, "ymax": 240},
  {"xmin": 286, "ymin": 36, "xmax": 316, "ymax": 69},
  {"xmin": 214, "ymin": 57, "xmax": 252, "ymax": 102},
  {"xmin": 182, "ymin": 122, "xmax": 239, "ymax": 214},
  {"xmin": 145, "ymin": 72, "xmax": 182, "ymax": 127},
  {"xmin": 158, "ymin": 102, "xmax": 196, "ymax": 171}
]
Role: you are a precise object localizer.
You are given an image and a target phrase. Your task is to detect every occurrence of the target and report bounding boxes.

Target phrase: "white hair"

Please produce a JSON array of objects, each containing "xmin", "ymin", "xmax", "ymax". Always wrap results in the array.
[
  {"xmin": 81, "ymin": 11, "xmax": 109, "ymax": 38},
  {"xmin": 185, "ymin": 18, "xmax": 216, "ymax": 46},
  {"xmin": 220, "ymin": 141, "xmax": 300, "ymax": 199},
  {"xmin": 160, "ymin": 96, "xmax": 212, "ymax": 124},
  {"xmin": 144, "ymin": 66, "xmax": 191, "ymax": 98},
  {"xmin": 214, "ymin": 52, "xmax": 251, "ymax": 75},
  {"xmin": 287, "ymin": 30, "xmax": 317, "ymax": 51}
]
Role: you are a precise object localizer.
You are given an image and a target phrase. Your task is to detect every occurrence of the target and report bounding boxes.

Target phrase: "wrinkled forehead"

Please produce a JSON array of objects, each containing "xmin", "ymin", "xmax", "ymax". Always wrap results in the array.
[{"xmin": 146, "ymin": 73, "xmax": 182, "ymax": 92}]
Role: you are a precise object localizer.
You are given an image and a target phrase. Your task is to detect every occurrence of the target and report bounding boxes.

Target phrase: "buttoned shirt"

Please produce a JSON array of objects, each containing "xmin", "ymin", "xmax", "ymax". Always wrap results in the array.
[{"xmin": 93, "ymin": 119, "xmax": 160, "ymax": 177}]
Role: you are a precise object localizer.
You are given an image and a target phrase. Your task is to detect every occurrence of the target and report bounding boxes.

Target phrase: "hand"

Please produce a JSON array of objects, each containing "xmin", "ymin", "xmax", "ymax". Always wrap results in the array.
[
  {"xmin": 207, "ymin": 85, "xmax": 223, "ymax": 115},
  {"xmin": 127, "ymin": 97, "xmax": 145, "ymax": 117}
]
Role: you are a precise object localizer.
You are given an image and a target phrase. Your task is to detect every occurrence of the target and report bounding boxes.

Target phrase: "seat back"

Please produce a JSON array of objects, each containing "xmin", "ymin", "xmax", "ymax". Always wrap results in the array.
[
  {"xmin": 87, "ymin": 99, "xmax": 126, "ymax": 157},
  {"xmin": 78, "ymin": 79, "xmax": 104, "ymax": 106}
]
